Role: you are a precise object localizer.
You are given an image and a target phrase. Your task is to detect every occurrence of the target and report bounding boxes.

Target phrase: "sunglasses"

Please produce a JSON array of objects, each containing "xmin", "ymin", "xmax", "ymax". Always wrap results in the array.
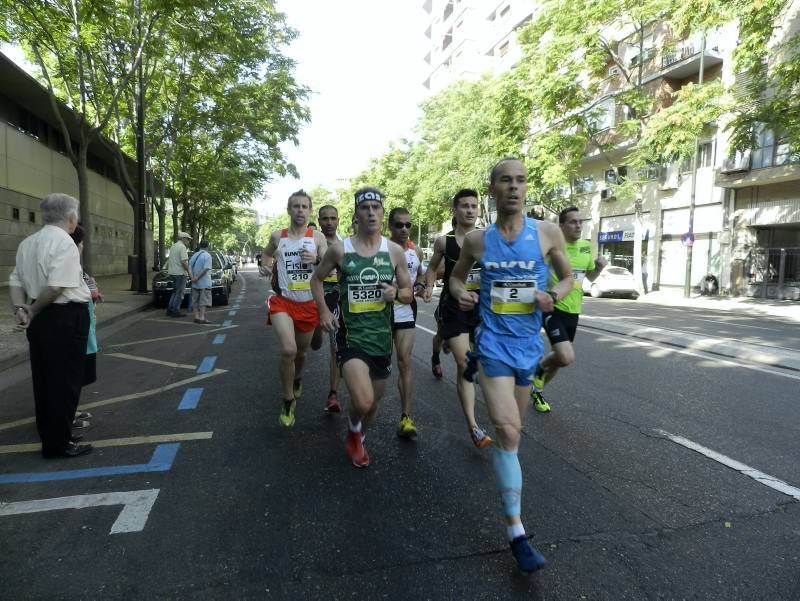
[{"xmin": 392, "ymin": 222, "xmax": 413, "ymax": 229}]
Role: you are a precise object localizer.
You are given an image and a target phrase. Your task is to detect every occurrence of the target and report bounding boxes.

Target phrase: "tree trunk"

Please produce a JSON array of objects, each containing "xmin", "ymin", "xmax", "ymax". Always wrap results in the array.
[
  {"xmin": 171, "ymin": 196, "xmax": 179, "ymax": 239},
  {"xmin": 76, "ymin": 141, "xmax": 94, "ymax": 275}
]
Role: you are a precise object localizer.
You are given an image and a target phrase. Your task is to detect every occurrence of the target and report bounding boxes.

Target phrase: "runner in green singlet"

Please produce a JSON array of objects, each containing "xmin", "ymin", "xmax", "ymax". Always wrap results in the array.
[
  {"xmin": 311, "ymin": 187, "xmax": 413, "ymax": 468},
  {"xmin": 530, "ymin": 206, "xmax": 607, "ymax": 412}
]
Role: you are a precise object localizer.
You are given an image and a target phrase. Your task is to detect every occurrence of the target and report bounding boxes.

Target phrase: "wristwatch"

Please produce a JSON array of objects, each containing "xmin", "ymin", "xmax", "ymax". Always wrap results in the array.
[{"xmin": 545, "ymin": 290, "xmax": 558, "ymax": 304}]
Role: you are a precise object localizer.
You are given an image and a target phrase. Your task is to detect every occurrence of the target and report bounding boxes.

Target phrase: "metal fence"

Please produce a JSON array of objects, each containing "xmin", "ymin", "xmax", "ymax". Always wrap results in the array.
[{"xmin": 745, "ymin": 247, "xmax": 800, "ymax": 300}]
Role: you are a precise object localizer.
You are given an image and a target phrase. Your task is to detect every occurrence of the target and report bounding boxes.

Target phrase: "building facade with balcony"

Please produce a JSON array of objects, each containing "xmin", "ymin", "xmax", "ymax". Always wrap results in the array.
[
  {"xmin": 422, "ymin": 0, "xmax": 540, "ymax": 93},
  {"xmin": 560, "ymin": 17, "xmax": 798, "ymax": 300}
]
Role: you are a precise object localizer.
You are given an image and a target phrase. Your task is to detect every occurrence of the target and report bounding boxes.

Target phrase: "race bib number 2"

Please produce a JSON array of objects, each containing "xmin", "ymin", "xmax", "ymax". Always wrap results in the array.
[
  {"xmin": 348, "ymin": 285, "xmax": 384, "ymax": 313},
  {"xmin": 490, "ymin": 280, "xmax": 536, "ymax": 314}
]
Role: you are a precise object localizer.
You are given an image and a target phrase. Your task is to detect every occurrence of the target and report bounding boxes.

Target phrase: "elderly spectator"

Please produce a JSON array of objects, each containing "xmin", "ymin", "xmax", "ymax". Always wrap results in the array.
[
  {"xmin": 166, "ymin": 232, "xmax": 192, "ymax": 317},
  {"xmin": 9, "ymin": 193, "xmax": 92, "ymax": 458},
  {"xmin": 189, "ymin": 240, "xmax": 213, "ymax": 324}
]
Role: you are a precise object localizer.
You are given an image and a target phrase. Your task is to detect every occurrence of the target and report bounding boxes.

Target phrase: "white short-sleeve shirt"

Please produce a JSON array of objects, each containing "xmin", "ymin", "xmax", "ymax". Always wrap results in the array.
[{"xmin": 9, "ymin": 225, "xmax": 91, "ymax": 303}]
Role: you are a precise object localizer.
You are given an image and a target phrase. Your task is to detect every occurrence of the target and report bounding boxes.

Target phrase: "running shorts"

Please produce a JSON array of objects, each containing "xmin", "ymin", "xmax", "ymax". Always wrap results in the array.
[
  {"xmin": 337, "ymin": 346, "xmax": 391, "ymax": 380},
  {"xmin": 542, "ymin": 308, "xmax": 579, "ymax": 344},
  {"xmin": 267, "ymin": 295, "xmax": 319, "ymax": 333}
]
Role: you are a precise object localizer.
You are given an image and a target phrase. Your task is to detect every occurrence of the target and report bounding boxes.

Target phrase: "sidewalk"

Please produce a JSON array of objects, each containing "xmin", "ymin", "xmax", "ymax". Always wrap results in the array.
[
  {"xmin": 635, "ymin": 289, "xmax": 800, "ymax": 322},
  {"xmin": 583, "ymin": 289, "xmax": 800, "ymax": 372},
  {"xmin": 0, "ymin": 274, "xmax": 153, "ymax": 371}
]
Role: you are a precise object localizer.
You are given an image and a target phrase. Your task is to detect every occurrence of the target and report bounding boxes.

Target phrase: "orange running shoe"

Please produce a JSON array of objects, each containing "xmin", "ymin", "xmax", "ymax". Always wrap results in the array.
[{"xmin": 345, "ymin": 430, "xmax": 370, "ymax": 468}]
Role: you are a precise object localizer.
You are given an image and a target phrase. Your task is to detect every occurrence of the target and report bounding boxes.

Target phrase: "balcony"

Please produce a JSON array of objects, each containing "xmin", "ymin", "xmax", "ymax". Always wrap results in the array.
[{"xmin": 660, "ymin": 38, "xmax": 723, "ymax": 79}]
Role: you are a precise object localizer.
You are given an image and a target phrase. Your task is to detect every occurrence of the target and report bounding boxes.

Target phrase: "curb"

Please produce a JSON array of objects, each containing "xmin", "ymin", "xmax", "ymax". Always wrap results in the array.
[
  {"xmin": 581, "ymin": 320, "xmax": 800, "ymax": 373},
  {"xmin": 0, "ymin": 298, "xmax": 154, "ymax": 373}
]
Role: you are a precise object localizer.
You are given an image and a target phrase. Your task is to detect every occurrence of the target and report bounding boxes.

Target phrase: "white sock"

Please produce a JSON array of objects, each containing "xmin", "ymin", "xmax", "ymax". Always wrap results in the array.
[
  {"xmin": 507, "ymin": 523, "xmax": 525, "ymax": 541},
  {"xmin": 348, "ymin": 418, "xmax": 362, "ymax": 433}
]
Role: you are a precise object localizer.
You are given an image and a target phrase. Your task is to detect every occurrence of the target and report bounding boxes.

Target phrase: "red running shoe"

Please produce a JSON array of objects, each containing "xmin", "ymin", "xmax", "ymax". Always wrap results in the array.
[
  {"xmin": 345, "ymin": 431, "xmax": 370, "ymax": 468},
  {"xmin": 325, "ymin": 392, "xmax": 341, "ymax": 413}
]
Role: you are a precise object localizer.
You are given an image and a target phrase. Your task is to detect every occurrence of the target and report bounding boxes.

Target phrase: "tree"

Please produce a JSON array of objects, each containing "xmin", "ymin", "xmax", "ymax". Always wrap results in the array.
[{"xmin": 0, "ymin": 0, "xmax": 164, "ymax": 272}]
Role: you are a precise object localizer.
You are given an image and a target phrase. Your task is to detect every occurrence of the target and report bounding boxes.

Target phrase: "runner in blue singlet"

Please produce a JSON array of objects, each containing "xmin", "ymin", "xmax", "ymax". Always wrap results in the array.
[{"xmin": 449, "ymin": 158, "xmax": 574, "ymax": 574}]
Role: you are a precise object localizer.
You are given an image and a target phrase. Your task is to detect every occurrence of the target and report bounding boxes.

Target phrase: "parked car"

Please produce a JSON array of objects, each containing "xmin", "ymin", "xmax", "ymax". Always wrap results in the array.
[
  {"xmin": 152, "ymin": 251, "xmax": 230, "ymax": 307},
  {"xmin": 582, "ymin": 266, "xmax": 639, "ymax": 299}
]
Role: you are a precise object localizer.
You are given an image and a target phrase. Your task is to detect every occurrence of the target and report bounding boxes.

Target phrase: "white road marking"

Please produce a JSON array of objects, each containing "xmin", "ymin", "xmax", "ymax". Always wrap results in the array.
[
  {"xmin": 0, "ymin": 431, "xmax": 213, "ymax": 454},
  {"xmin": 0, "ymin": 369, "xmax": 226, "ymax": 431},
  {"xmin": 145, "ymin": 319, "xmax": 217, "ymax": 327},
  {"xmin": 106, "ymin": 325, "xmax": 237, "ymax": 348},
  {"xmin": 0, "ymin": 489, "xmax": 160, "ymax": 534},
  {"xmin": 655, "ymin": 429, "xmax": 800, "ymax": 500},
  {"xmin": 415, "ymin": 324, "xmax": 437, "ymax": 336},
  {"xmin": 105, "ymin": 353, "xmax": 196, "ymax": 370},
  {"xmin": 582, "ymin": 328, "xmax": 800, "ymax": 382}
]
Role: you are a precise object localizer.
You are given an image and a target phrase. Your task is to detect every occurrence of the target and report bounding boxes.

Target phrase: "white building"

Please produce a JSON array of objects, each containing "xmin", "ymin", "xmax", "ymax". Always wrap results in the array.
[{"xmin": 422, "ymin": 0, "xmax": 541, "ymax": 93}]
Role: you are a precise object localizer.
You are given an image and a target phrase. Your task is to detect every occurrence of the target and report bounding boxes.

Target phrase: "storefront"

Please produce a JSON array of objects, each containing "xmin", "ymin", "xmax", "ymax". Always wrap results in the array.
[{"xmin": 598, "ymin": 213, "xmax": 652, "ymax": 273}]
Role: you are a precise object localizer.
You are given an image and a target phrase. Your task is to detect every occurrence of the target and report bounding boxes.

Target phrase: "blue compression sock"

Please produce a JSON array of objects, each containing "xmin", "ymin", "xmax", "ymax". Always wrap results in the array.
[{"xmin": 493, "ymin": 448, "xmax": 522, "ymax": 518}]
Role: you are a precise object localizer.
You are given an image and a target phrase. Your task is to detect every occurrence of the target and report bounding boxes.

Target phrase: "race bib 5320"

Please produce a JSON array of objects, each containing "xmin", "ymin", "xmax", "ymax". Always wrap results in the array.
[{"xmin": 348, "ymin": 285, "xmax": 384, "ymax": 313}]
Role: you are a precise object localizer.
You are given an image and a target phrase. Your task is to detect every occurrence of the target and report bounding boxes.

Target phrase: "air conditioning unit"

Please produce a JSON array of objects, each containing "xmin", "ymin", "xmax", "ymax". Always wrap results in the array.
[{"xmin": 600, "ymin": 188, "xmax": 615, "ymax": 201}]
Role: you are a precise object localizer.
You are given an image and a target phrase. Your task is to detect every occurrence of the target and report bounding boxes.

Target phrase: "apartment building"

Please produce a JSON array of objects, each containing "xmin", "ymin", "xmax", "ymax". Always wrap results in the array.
[
  {"xmin": 422, "ymin": 0, "xmax": 540, "ymax": 93},
  {"xmin": 558, "ymin": 14, "xmax": 799, "ymax": 300},
  {"xmin": 0, "ymin": 52, "xmax": 151, "ymax": 285}
]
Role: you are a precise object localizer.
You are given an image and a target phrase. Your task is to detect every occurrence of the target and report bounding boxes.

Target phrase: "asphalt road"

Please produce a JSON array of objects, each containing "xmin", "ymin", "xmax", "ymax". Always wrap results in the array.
[{"xmin": 1, "ymin": 267, "xmax": 798, "ymax": 600}]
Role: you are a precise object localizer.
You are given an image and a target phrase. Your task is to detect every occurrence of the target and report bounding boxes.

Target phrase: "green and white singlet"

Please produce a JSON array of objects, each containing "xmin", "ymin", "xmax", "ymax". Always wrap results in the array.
[{"xmin": 338, "ymin": 236, "xmax": 395, "ymax": 357}]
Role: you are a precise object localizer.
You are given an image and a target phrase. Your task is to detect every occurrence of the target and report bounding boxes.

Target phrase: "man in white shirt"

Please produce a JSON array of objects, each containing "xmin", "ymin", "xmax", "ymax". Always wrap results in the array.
[
  {"xmin": 9, "ymin": 193, "xmax": 93, "ymax": 458},
  {"xmin": 166, "ymin": 232, "xmax": 192, "ymax": 317}
]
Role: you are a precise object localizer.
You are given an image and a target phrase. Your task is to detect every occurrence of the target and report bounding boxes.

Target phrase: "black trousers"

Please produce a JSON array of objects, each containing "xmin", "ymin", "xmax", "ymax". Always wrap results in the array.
[{"xmin": 26, "ymin": 302, "xmax": 89, "ymax": 452}]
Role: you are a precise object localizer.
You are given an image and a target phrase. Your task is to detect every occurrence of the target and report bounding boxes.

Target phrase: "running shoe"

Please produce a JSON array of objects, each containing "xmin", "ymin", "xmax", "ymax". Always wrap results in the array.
[
  {"xmin": 293, "ymin": 379, "xmax": 303, "ymax": 399},
  {"xmin": 397, "ymin": 415, "xmax": 418, "ymax": 439},
  {"xmin": 530, "ymin": 389, "xmax": 551, "ymax": 413},
  {"xmin": 325, "ymin": 392, "xmax": 341, "ymax": 414},
  {"xmin": 509, "ymin": 535, "xmax": 547, "ymax": 573},
  {"xmin": 431, "ymin": 354, "xmax": 443, "ymax": 379},
  {"xmin": 470, "ymin": 426, "xmax": 492, "ymax": 449},
  {"xmin": 279, "ymin": 400, "xmax": 296, "ymax": 428},
  {"xmin": 345, "ymin": 430, "xmax": 370, "ymax": 467},
  {"xmin": 531, "ymin": 374, "xmax": 545, "ymax": 391}
]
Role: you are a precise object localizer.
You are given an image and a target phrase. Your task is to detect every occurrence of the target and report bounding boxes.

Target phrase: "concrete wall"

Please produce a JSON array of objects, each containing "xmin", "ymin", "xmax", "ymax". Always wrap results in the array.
[{"xmin": 1, "ymin": 122, "xmax": 147, "ymax": 284}]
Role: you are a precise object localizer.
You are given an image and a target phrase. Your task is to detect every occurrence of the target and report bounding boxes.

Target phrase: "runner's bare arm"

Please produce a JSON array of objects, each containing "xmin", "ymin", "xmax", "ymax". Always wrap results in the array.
[
  {"xmin": 540, "ymin": 222, "xmax": 573, "ymax": 308},
  {"xmin": 259, "ymin": 231, "xmax": 279, "ymax": 277},
  {"xmin": 311, "ymin": 240, "xmax": 343, "ymax": 332},
  {"xmin": 449, "ymin": 230, "xmax": 484, "ymax": 311},
  {"xmin": 413, "ymin": 247, "xmax": 426, "ymax": 297},
  {"xmin": 386, "ymin": 241, "xmax": 413, "ymax": 304},
  {"xmin": 586, "ymin": 252, "xmax": 608, "ymax": 281},
  {"xmin": 423, "ymin": 235, "xmax": 446, "ymax": 301},
  {"xmin": 312, "ymin": 230, "xmax": 328, "ymax": 264}
]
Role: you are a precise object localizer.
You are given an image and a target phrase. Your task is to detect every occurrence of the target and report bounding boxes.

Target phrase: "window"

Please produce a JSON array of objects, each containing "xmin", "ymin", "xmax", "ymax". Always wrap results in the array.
[
  {"xmin": 500, "ymin": 4, "xmax": 511, "ymax": 18},
  {"xmin": 680, "ymin": 142, "xmax": 714, "ymax": 172},
  {"xmin": 443, "ymin": 1, "xmax": 453, "ymax": 21},
  {"xmin": 573, "ymin": 175, "xmax": 595, "ymax": 194},
  {"xmin": 442, "ymin": 30, "xmax": 452, "ymax": 51},
  {"xmin": 604, "ymin": 168, "xmax": 617, "ymax": 185},
  {"xmin": 12, "ymin": 208, "xmax": 20, "ymax": 220},
  {"xmin": 590, "ymin": 98, "xmax": 615, "ymax": 131},
  {"xmin": 499, "ymin": 41, "xmax": 510, "ymax": 57},
  {"xmin": 29, "ymin": 211, "xmax": 35, "ymax": 223}
]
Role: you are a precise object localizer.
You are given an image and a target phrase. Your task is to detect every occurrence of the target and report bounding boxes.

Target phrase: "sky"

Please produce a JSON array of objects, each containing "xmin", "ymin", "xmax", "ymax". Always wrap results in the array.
[{"xmin": 260, "ymin": 0, "xmax": 429, "ymax": 216}]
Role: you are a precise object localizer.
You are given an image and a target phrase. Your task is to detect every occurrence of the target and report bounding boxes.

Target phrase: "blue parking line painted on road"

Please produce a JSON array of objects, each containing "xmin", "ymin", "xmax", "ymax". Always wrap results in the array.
[
  {"xmin": 178, "ymin": 388, "xmax": 204, "ymax": 410},
  {"xmin": 228, "ymin": 310, "xmax": 237, "ymax": 316},
  {"xmin": 222, "ymin": 320, "xmax": 232, "ymax": 327},
  {"xmin": 197, "ymin": 356, "xmax": 217, "ymax": 374},
  {"xmin": 212, "ymin": 334, "xmax": 226, "ymax": 345},
  {"xmin": 0, "ymin": 443, "xmax": 180, "ymax": 484}
]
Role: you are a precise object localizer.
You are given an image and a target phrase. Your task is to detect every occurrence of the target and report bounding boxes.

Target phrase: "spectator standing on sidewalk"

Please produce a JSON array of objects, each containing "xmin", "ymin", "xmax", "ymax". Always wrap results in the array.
[
  {"xmin": 166, "ymin": 232, "xmax": 192, "ymax": 317},
  {"xmin": 9, "ymin": 193, "xmax": 93, "ymax": 458},
  {"xmin": 68, "ymin": 224, "xmax": 101, "ymax": 429},
  {"xmin": 189, "ymin": 240, "xmax": 213, "ymax": 324}
]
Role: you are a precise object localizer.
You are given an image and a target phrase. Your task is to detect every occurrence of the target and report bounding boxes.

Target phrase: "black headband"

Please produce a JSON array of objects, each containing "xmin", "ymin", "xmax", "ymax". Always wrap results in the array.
[{"xmin": 354, "ymin": 190, "xmax": 385, "ymax": 206}]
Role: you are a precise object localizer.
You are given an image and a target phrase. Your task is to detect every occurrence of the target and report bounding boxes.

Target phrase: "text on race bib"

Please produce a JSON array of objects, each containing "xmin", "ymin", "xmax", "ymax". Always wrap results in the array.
[
  {"xmin": 286, "ymin": 261, "xmax": 313, "ymax": 290},
  {"xmin": 490, "ymin": 280, "xmax": 537, "ymax": 314},
  {"xmin": 466, "ymin": 268, "xmax": 481, "ymax": 290},
  {"xmin": 348, "ymin": 284, "xmax": 384, "ymax": 313},
  {"xmin": 572, "ymin": 269, "xmax": 586, "ymax": 286}
]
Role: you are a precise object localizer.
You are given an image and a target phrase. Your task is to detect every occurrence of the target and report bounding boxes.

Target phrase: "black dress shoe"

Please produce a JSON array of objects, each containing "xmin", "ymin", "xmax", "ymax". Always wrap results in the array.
[
  {"xmin": 70, "ymin": 433, "xmax": 84, "ymax": 442},
  {"xmin": 42, "ymin": 442, "xmax": 93, "ymax": 459}
]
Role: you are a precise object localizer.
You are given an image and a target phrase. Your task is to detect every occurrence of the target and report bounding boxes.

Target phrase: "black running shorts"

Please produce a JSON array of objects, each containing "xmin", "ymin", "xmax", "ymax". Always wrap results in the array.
[{"xmin": 543, "ymin": 308, "xmax": 580, "ymax": 344}]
